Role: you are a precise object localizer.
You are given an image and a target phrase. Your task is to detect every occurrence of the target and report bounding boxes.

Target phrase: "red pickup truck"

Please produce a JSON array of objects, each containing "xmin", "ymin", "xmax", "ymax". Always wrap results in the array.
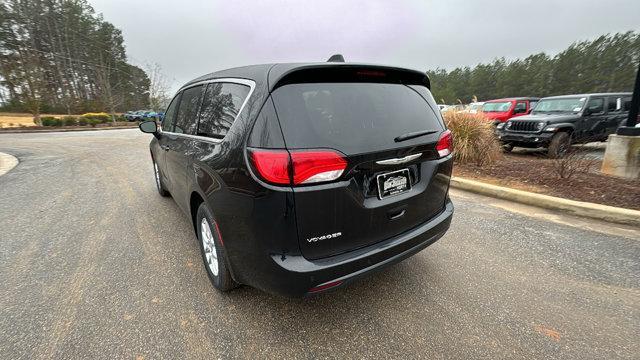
[{"xmin": 482, "ymin": 97, "xmax": 540, "ymax": 122}]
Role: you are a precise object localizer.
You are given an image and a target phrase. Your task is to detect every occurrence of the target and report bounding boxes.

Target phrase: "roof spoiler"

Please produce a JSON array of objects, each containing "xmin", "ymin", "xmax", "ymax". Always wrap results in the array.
[
  {"xmin": 271, "ymin": 65, "xmax": 430, "ymax": 90},
  {"xmin": 327, "ymin": 54, "xmax": 345, "ymax": 62}
]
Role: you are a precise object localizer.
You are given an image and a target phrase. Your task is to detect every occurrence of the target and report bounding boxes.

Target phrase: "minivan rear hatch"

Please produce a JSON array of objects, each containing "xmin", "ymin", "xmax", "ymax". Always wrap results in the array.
[{"xmin": 270, "ymin": 66, "xmax": 452, "ymax": 260}]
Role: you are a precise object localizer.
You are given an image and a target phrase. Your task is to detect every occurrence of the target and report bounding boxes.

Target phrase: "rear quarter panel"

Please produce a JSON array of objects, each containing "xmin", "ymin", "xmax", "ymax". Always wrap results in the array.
[{"xmin": 184, "ymin": 89, "xmax": 300, "ymax": 285}]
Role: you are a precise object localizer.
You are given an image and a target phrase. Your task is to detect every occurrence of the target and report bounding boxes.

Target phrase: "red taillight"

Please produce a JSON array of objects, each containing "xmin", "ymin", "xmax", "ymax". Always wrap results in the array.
[
  {"xmin": 308, "ymin": 280, "xmax": 343, "ymax": 294},
  {"xmin": 249, "ymin": 149, "xmax": 290, "ymax": 185},
  {"xmin": 436, "ymin": 130, "xmax": 453, "ymax": 157},
  {"xmin": 291, "ymin": 150, "xmax": 347, "ymax": 185},
  {"xmin": 249, "ymin": 149, "xmax": 347, "ymax": 186}
]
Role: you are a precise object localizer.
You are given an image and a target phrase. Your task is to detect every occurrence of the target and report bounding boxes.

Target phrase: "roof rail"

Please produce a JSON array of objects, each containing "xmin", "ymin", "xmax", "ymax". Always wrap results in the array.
[{"xmin": 327, "ymin": 54, "xmax": 345, "ymax": 62}]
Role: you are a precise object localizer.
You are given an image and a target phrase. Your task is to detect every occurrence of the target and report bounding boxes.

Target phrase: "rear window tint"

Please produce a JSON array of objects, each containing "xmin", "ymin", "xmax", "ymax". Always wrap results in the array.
[
  {"xmin": 198, "ymin": 82, "xmax": 250, "ymax": 139},
  {"xmin": 271, "ymin": 83, "xmax": 442, "ymax": 154},
  {"xmin": 248, "ymin": 98, "xmax": 285, "ymax": 148}
]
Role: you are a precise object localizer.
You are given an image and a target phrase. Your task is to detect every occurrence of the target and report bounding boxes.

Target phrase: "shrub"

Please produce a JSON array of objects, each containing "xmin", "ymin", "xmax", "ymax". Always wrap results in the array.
[
  {"xmin": 61, "ymin": 116, "xmax": 77, "ymax": 126},
  {"xmin": 81, "ymin": 112, "xmax": 109, "ymax": 117},
  {"xmin": 442, "ymin": 111, "xmax": 502, "ymax": 166},
  {"xmin": 88, "ymin": 119, "xmax": 101, "ymax": 127},
  {"xmin": 550, "ymin": 136, "xmax": 599, "ymax": 179},
  {"xmin": 81, "ymin": 112, "xmax": 110, "ymax": 123},
  {"xmin": 41, "ymin": 117, "xmax": 58, "ymax": 126},
  {"xmin": 77, "ymin": 117, "xmax": 89, "ymax": 126}
]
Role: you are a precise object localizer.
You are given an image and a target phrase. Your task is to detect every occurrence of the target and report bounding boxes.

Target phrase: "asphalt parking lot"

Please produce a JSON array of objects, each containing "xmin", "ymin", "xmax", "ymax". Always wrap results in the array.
[{"xmin": 0, "ymin": 129, "xmax": 638, "ymax": 359}]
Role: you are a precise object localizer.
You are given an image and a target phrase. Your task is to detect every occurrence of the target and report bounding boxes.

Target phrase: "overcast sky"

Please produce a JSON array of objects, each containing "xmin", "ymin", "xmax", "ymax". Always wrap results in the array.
[{"xmin": 91, "ymin": 0, "xmax": 640, "ymax": 93}]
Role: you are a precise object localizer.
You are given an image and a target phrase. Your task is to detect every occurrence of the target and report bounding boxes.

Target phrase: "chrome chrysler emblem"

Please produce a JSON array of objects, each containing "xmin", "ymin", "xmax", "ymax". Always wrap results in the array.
[{"xmin": 376, "ymin": 153, "xmax": 422, "ymax": 165}]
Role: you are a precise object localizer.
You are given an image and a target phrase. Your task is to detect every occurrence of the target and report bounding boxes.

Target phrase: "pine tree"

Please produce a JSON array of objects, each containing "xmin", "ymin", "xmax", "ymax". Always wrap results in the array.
[{"xmin": 427, "ymin": 32, "xmax": 640, "ymax": 104}]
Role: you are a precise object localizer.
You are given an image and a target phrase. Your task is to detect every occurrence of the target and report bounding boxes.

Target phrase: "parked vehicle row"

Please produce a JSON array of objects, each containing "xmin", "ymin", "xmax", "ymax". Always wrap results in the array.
[
  {"xmin": 439, "ymin": 98, "xmax": 538, "ymax": 121},
  {"xmin": 466, "ymin": 102, "xmax": 485, "ymax": 114},
  {"xmin": 482, "ymin": 97, "xmax": 539, "ymax": 122},
  {"xmin": 439, "ymin": 103, "xmax": 482, "ymax": 114},
  {"xmin": 495, "ymin": 92, "xmax": 633, "ymax": 157},
  {"xmin": 438, "ymin": 92, "xmax": 633, "ymax": 157},
  {"xmin": 124, "ymin": 110, "xmax": 163, "ymax": 121}
]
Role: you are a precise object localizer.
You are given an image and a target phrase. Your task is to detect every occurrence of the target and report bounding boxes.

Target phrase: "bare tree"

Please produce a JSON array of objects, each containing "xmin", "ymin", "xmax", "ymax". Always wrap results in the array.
[{"xmin": 145, "ymin": 62, "xmax": 171, "ymax": 112}]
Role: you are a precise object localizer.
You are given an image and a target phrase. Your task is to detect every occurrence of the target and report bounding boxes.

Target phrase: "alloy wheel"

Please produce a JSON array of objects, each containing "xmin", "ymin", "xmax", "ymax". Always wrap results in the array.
[{"xmin": 200, "ymin": 218, "xmax": 219, "ymax": 276}]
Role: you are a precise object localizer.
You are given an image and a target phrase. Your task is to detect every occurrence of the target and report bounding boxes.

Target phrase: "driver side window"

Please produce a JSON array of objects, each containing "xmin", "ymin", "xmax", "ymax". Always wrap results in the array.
[
  {"xmin": 161, "ymin": 93, "xmax": 181, "ymax": 132},
  {"xmin": 586, "ymin": 98, "xmax": 604, "ymax": 114}
]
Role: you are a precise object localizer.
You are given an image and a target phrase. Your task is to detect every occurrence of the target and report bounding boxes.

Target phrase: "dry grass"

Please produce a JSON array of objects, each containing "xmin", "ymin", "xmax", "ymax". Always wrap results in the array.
[
  {"xmin": 443, "ymin": 111, "xmax": 502, "ymax": 166},
  {"xmin": 0, "ymin": 113, "xmax": 68, "ymax": 128}
]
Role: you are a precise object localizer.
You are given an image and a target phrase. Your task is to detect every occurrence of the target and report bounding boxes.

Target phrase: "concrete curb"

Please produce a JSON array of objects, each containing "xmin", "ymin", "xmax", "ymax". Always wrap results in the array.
[
  {"xmin": 0, "ymin": 126, "xmax": 137, "ymax": 134},
  {"xmin": 0, "ymin": 152, "xmax": 18, "ymax": 176},
  {"xmin": 450, "ymin": 177, "xmax": 640, "ymax": 226}
]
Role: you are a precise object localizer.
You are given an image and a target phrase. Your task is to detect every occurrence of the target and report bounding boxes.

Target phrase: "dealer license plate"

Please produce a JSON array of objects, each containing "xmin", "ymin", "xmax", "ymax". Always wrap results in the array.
[{"xmin": 376, "ymin": 169, "xmax": 411, "ymax": 199}]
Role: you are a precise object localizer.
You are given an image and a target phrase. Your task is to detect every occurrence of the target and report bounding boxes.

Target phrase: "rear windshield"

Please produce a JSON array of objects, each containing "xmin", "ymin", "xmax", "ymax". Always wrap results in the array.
[{"xmin": 271, "ymin": 83, "xmax": 442, "ymax": 154}]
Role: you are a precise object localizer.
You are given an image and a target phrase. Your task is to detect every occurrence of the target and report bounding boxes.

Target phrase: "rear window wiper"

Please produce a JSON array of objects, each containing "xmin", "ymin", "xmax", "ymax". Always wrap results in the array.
[{"xmin": 394, "ymin": 130, "xmax": 437, "ymax": 143}]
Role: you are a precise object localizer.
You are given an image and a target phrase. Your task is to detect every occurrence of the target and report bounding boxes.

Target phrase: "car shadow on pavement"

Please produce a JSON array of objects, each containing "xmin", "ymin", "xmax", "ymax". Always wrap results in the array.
[{"xmin": 210, "ymin": 252, "xmax": 446, "ymax": 337}]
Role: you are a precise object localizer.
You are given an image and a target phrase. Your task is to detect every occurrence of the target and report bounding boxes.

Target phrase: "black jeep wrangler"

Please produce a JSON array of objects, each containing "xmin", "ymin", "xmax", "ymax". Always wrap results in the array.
[{"xmin": 496, "ymin": 92, "xmax": 632, "ymax": 157}]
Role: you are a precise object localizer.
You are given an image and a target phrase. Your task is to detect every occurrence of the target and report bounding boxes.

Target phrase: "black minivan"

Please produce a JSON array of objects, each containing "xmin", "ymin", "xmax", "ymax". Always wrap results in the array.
[{"xmin": 139, "ymin": 63, "xmax": 454, "ymax": 297}]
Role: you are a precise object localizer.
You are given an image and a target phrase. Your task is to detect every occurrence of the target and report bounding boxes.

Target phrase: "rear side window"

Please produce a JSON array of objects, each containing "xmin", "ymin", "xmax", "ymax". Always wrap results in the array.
[
  {"xmin": 174, "ymin": 85, "xmax": 204, "ymax": 134},
  {"xmin": 197, "ymin": 82, "xmax": 251, "ymax": 139},
  {"xmin": 608, "ymin": 97, "xmax": 620, "ymax": 112},
  {"xmin": 162, "ymin": 94, "xmax": 181, "ymax": 132},
  {"xmin": 610, "ymin": 96, "xmax": 632, "ymax": 112},
  {"xmin": 271, "ymin": 83, "xmax": 442, "ymax": 154},
  {"xmin": 586, "ymin": 98, "xmax": 604, "ymax": 114},
  {"xmin": 248, "ymin": 98, "xmax": 285, "ymax": 148},
  {"xmin": 514, "ymin": 101, "xmax": 527, "ymax": 113}
]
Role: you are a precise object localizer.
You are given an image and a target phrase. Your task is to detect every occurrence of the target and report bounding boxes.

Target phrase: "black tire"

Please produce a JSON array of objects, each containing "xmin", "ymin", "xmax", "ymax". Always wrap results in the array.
[
  {"xmin": 196, "ymin": 203, "xmax": 237, "ymax": 292},
  {"xmin": 502, "ymin": 143, "xmax": 514, "ymax": 153},
  {"xmin": 152, "ymin": 158, "xmax": 169, "ymax": 197},
  {"xmin": 547, "ymin": 132, "xmax": 571, "ymax": 158}
]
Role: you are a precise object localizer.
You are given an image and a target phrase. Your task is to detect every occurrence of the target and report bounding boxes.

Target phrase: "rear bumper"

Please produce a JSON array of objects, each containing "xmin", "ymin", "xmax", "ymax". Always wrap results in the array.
[
  {"xmin": 497, "ymin": 131, "xmax": 554, "ymax": 147},
  {"xmin": 243, "ymin": 199, "xmax": 454, "ymax": 297}
]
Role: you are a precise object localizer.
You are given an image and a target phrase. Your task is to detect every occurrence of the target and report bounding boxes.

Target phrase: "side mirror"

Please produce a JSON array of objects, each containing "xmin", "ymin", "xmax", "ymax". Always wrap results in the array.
[
  {"xmin": 139, "ymin": 120, "xmax": 159, "ymax": 137},
  {"xmin": 583, "ymin": 108, "xmax": 591, "ymax": 116}
]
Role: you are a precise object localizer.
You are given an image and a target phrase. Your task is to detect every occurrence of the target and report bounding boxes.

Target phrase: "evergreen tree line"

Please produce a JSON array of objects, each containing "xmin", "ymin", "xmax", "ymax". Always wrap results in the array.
[
  {"xmin": 427, "ymin": 31, "xmax": 640, "ymax": 104},
  {"xmin": 0, "ymin": 0, "xmax": 150, "ymax": 119}
]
